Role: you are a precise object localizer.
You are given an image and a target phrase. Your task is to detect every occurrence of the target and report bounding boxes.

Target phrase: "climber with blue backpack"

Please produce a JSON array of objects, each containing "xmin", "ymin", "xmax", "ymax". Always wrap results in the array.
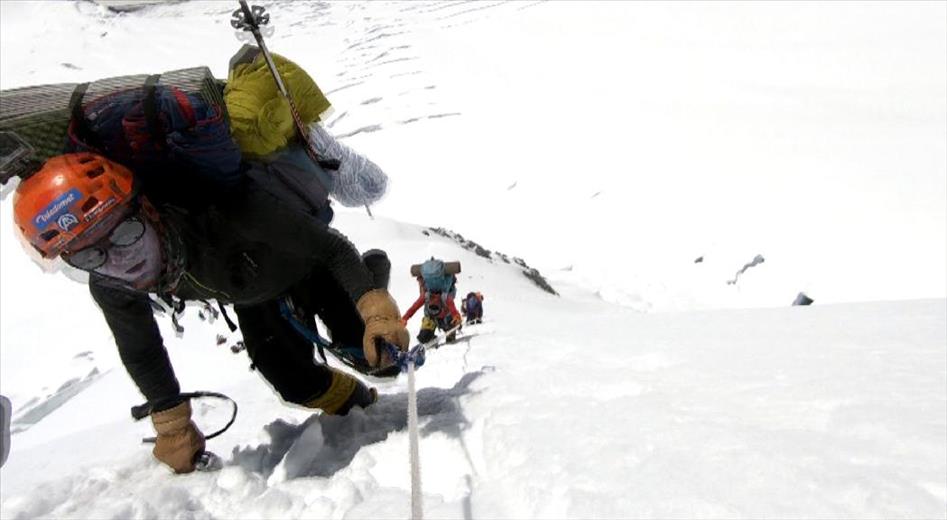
[{"xmin": 401, "ymin": 258, "xmax": 463, "ymax": 344}]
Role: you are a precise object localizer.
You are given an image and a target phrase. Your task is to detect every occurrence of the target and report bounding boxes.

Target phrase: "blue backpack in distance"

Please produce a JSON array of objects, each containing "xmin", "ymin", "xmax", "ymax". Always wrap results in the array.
[{"xmin": 420, "ymin": 259, "xmax": 453, "ymax": 294}]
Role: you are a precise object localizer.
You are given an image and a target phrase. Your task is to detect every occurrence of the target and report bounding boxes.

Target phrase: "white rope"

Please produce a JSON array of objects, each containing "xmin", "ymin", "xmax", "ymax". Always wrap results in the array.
[
  {"xmin": 407, "ymin": 360, "xmax": 423, "ymax": 520},
  {"xmin": 402, "ymin": 323, "xmax": 464, "ymax": 519}
]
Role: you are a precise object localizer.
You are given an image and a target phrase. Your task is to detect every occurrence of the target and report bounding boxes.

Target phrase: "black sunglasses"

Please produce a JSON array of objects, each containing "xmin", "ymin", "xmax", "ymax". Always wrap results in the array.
[{"xmin": 62, "ymin": 216, "xmax": 147, "ymax": 271}]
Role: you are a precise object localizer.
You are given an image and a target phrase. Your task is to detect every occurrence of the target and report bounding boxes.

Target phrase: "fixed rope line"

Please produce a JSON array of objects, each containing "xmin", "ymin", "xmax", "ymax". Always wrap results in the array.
[
  {"xmin": 407, "ymin": 358, "xmax": 423, "ymax": 520},
  {"xmin": 383, "ymin": 323, "xmax": 463, "ymax": 519}
]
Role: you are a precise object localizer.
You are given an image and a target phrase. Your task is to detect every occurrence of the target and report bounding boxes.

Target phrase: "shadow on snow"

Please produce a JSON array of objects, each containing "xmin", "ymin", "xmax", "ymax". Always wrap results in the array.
[{"xmin": 230, "ymin": 368, "xmax": 491, "ymax": 481}]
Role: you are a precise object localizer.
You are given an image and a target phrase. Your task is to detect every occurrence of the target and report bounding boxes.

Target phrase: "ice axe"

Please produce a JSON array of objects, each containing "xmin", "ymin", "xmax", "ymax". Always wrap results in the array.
[
  {"xmin": 130, "ymin": 391, "xmax": 237, "ymax": 472},
  {"xmin": 230, "ymin": 1, "xmax": 374, "ymax": 219}
]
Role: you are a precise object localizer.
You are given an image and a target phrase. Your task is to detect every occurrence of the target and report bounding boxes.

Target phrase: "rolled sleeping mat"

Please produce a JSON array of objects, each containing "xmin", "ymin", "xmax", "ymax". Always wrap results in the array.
[{"xmin": 410, "ymin": 261, "xmax": 461, "ymax": 277}]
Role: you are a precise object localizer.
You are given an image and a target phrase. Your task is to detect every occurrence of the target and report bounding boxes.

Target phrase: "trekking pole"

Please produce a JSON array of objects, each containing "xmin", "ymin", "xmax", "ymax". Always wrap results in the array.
[{"xmin": 230, "ymin": 1, "xmax": 374, "ymax": 219}]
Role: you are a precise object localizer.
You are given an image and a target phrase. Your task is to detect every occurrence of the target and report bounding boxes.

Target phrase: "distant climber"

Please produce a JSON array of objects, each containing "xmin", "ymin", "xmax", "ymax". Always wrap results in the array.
[
  {"xmin": 402, "ymin": 258, "xmax": 462, "ymax": 343},
  {"xmin": 461, "ymin": 291, "xmax": 484, "ymax": 325}
]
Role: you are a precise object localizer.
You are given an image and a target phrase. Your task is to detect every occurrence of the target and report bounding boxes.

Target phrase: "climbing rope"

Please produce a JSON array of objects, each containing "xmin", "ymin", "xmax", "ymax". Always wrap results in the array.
[
  {"xmin": 407, "ymin": 358, "xmax": 423, "ymax": 520},
  {"xmin": 383, "ymin": 322, "xmax": 463, "ymax": 519}
]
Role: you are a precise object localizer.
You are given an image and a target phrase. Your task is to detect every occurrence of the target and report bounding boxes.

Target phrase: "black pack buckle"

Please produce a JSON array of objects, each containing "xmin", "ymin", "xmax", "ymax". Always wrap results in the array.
[{"xmin": 0, "ymin": 131, "xmax": 40, "ymax": 185}]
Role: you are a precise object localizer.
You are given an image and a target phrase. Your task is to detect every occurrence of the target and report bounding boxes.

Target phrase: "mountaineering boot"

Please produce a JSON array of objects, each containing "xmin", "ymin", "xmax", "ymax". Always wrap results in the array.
[
  {"xmin": 417, "ymin": 327, "xmax": 436, "ymax": 344},
  {"xmin": 337, "ymin": 382, "xmax": 378, "ymax": 415},
  {"xmin": 445, "ymin": 317, "xmax": 461, "ymax": 343},
  {"xmin": 151, "ymin": 400, "xmax": 206, "ymax": 474},
  {"xmin": 304, "ymin": 368, "xmax": 377, "ymax": 415}
]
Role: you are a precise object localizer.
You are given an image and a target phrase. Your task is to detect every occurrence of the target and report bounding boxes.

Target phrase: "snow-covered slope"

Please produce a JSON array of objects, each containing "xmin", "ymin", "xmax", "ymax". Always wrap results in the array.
[
  {"xmin": 2, "ymin": 210, "xmax": 945, "ymax": 518},
  {"xmin": 1, "ymin": 1, "xmax": 945, "ymax": 518},
  {"xmin": 1, "ymin": 0, "xmax": 944, "ymax": 309}
]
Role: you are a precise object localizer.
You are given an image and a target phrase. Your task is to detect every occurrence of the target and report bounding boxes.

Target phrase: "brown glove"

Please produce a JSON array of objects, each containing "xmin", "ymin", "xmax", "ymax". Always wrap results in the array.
[
  {"xmin": 151, "ymin": 401, "xmax": 205, "ymax": 474},
  {"xmin": 357, "ymin": 289, "xmax": 410, "ymax": 367}
]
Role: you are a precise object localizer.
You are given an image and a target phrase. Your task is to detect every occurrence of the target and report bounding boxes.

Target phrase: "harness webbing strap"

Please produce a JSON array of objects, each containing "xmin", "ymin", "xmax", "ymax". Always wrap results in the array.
[
  {"xmin": 142, "ymin": 74, "xmax": 163, "ymax": 141},
  {"xmin": 278, "ymin": 298, "xmax": 330, "ymax": 363},
  {"xmin": 217, "ymin": 301, "xmax": 238, "ymax": 332},
  {"xmin": 68, "ymin": 82, "xmax": 93, "ymax": 146}
]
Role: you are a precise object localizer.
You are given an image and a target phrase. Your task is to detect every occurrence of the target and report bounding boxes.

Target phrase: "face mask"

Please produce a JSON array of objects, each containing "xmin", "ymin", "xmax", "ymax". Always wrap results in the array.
[{"xmin": 63, "ymin": 212, "xmax": 164, "ymax": 290}]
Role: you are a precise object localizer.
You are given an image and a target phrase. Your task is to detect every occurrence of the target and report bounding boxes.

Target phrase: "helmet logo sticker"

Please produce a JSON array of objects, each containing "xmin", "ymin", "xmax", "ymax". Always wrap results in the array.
[
  {"xmin": 82, "ymin": 197, "xmax": 116, "ymax": 223},
  {"xmin": 57, "ymin": 214, "xmax": 80, "ymax": 232},
  {"xmin": 33, "ymin": 188, "xmax": 82, "ymax": 231}
]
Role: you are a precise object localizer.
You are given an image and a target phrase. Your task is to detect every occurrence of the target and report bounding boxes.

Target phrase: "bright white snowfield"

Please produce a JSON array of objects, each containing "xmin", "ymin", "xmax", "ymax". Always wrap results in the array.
[{"xmin": 0, "ymin": 1, "xmax": 945, "ymax": 519}]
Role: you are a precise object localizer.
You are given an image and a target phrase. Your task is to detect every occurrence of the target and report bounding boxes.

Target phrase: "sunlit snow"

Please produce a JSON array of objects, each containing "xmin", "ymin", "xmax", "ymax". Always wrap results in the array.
[{"xmin": 1, "ymin": 1, "xmax": 944, "ymax": 518}]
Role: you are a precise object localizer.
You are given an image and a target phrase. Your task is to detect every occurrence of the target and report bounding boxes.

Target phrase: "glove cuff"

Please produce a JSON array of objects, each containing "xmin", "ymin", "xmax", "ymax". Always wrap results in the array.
[
  {"xmin": 356, "ymin": 289, "xmax": 401, "ymax": 321},
  {"xmin": 152, "ymin": 400, "xmax": 192, "ymax": 435}
]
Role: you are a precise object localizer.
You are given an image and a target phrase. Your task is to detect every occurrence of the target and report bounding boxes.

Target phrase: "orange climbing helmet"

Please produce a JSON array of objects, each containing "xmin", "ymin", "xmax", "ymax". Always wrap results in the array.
[{"xmin": 13, "ymin": 153, "xmax": 136, "ymax": 259}]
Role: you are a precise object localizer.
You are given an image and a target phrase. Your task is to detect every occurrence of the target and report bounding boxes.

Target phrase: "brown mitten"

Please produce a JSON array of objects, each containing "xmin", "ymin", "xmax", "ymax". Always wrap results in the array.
[
  {"xmin": 356, "ymin": 289, "xmax": 410, "ymax": 367},
  {"xmin": 151, "ymin": 401, "xmax": 205, "ymax": 474}
]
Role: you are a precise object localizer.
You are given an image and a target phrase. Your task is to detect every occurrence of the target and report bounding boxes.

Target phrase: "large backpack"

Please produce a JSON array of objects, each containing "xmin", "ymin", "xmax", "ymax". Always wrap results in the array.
[
  {"xmin": 1, "ymin": 67, "xmax": 240, "ymax": 194},
  {"xmin": 420, "ymin": 259, "xmax": 454, "ymax": 294},
  {"xmin": 0, "ymin": 64, "xmax": 337, "ymax": 223},
  {"xmin": 465, "ymin": 292, "xmax": 482, "ymax": 314},
  {"xmin": 66, "ymin": 81, "xmax": 241, "ymax": 188},
  {"xmin": 411, "ymin": 259, "xmax": 461, "ymax": 292}
]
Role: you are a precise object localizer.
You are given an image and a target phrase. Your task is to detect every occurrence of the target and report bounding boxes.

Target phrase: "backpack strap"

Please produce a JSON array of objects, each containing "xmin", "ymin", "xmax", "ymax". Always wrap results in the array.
[
  {"xmin": 216, "ymin": 301, "xmax": 238, "ymax": 332},
  {"xmin": 142, "ymin": 74, "xmax": 163, "ymax": 141},
  {"xmin": 68, "ymin": 82, "xmax": 97, "ymax": 149},
  {"xmin": 153, "ymin": 292, "xmax": 185, "ymax": 335}
]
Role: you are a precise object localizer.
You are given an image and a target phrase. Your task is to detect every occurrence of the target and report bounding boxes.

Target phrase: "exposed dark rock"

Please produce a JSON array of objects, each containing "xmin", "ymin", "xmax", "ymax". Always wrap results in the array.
[
  {"xmin": 522, "ymin": 268, "xmax": 558, "ymax": 296},
  {"xmin": 792, "ymin": 292, "xmax": 814, "ymax": 306},
  {"xmin": 422, "ymin": 226, "xmax": 556, "ymax": 296},
  {"xmin": 471, "ymin": 244, "xmax": 491, "ymax": 259}
]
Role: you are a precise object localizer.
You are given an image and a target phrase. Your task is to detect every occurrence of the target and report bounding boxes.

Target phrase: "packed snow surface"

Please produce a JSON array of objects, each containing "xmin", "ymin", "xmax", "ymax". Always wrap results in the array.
[{"xmin": 1, "ymin": 1, "xmax": 945, "ymax": 518}]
